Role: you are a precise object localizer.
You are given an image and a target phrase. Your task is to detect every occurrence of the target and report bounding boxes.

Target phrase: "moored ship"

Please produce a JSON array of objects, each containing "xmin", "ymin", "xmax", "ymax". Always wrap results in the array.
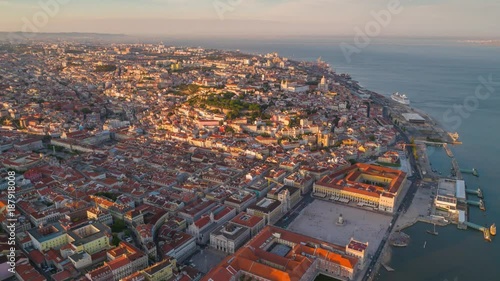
[
  {"xmin": 391, "ymin": 92, "xmax": 410, "ymax": 105},
  {"xmin": 426, "ymin": 224, "xmax": 439, "ymax": 236}
]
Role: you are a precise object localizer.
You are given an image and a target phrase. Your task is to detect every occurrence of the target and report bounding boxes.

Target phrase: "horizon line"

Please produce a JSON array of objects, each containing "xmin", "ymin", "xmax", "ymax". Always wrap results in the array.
[{"xmin": 1, "ymin": 31, "xmax": 499, "ymax": 41}]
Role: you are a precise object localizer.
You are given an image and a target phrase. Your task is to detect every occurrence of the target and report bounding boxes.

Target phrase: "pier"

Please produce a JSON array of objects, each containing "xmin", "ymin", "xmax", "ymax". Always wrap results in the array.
[
  {"xmin": 466, "ymin": 187, "xmax": 483, "ymax": 198},
  {"xmin": 463, "ymin": 221, "xmax": 492, "ymax": 241},
  {"xmin": 451, "ymin": 159, "xmax": 463, "ymax": 179},
  {"xmin": 466, "ymin": 199, "xmax": 485, "ymax": 211},
  {"xmin": 382, "ymin": 263, "xmax": 395, "ymax": 272},
  {"xmin": 457, "ymin": 219, "xmax": 495, "ymax": 242},
  {"xmin": 464, "ymin": 221, "xmax": 486, "ymax": 231},
  {"xmin": 460, "ymin": 168, "xmax": 479, "ymax": 177},
  {"xmin": 443, "ymin": 143, "xmax": 454, "ymax": 158}
]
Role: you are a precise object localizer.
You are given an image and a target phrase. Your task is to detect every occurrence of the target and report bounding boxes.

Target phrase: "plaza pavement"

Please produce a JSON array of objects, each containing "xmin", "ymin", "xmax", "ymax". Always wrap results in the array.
[{"xmin": 288, "ymin": 200, "xmax": 392, "ymax": 256}]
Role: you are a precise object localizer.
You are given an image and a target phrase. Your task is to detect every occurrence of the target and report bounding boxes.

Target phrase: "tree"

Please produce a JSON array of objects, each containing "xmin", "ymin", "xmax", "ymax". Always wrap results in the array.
[
  {"xmin": 225, "ymin": 126, "xmax": 235, "ymax": 133},
  {"xmin": 42, "ymin": 135, "xmax": 52, "ymax": 143},
  {"xmin": 81, "ymin": 108, "xmax": 92, "ymax": 114},
  {"xmin": 333, "ymin": 140, "xmax": 343, "ymax": 147},
  {"xmin": 187, "ymin": 84, "xmax": 200, "ymax": 95},
  {"xmin": 95, "ymin": 192, "xmax": 118, "ymax": 201},
  {"xmin": 248, "ymin": 104, "xmax": 261, "ymax": 112},
  {"xmin": 111, "ymin": 219, "xmax": 126, "ymax": 233},
  {"xmin": 0, "ymin": 116, "xmax": 12, "ymax": 126},
  {"xmin": 112, "ymin": 234, "xmax": 120, "ymax": 246},
  {"xmin": 227, "ymin": 110, "xmax": 240, "ymax": 120},
  {"xmin": 95, "ymin": 65, "xmax": 117, "ymax": 72}
]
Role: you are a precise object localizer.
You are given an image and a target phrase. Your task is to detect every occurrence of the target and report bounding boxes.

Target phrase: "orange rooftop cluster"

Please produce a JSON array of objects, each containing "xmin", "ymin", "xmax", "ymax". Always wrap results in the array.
[
  {"xmin": 202, "ymin": 225, "xmax": 359, "ymax": 281},
  {"xmin": 313, "ymin": 163, "xmax": 407, "ymax": 213}
]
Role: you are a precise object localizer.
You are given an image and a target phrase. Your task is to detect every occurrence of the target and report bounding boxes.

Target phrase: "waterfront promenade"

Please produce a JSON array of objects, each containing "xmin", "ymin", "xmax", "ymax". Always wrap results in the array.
[{"xmin": 362, "ymin": 112, "xmax": 438, "ymax": 281}]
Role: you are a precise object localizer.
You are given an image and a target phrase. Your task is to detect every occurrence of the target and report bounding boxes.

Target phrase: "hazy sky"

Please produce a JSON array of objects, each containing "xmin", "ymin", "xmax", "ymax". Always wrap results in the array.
[{"xmin": 0, "ymin": 0, "xmax": 499, "ymax": 38}]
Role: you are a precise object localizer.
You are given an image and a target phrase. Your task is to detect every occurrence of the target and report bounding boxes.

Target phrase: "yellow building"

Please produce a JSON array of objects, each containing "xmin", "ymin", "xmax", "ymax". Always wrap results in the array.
[
  {"xmin": 28, "ymin": 223, "xmax": 67, "ymax": 251},
  {"xmin": 68, "ymin": 223, "xmax": 112, "ymax": 254},
  {"xmin": 28, "ymin": 222, "xmax": 112, "ymax": 254},
  {"xmin": 247, "ymin": 198, "xmax": 283, "ymax": 225},
  {"xmin": 313, "ymin": 163, "xmax": 406, "ymax": 213},
  {"xmin": 141, "ymin": 258, "xmax": 177, "ymax": 281}
]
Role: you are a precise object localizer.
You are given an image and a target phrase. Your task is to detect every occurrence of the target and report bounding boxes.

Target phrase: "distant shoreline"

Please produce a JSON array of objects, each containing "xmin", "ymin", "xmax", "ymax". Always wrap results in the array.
[{"xmin": 458, "ymin": 39, "xmax": 500, "ymax": 47}]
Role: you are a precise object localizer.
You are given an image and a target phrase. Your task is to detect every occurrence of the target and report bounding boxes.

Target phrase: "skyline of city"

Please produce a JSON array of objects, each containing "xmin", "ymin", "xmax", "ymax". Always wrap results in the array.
[
  {"xmin": 1, "ymin": 0, "xmax": 500, "ymax": 38},
  {"xmin": 1, "ymin": 1, "xmax": 499, "ymax": 281}
]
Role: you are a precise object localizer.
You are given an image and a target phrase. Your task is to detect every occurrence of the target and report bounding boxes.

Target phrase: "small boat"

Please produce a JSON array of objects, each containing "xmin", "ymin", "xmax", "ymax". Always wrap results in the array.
[
  {"xmin": 423, "ymin": 241, "xmax": 427, "ymax": 248},
  {"xmin": 490, "ymin": 224, "xmax": 496, "ymax": 236},
  {"xmin": 472, "ymin": 168, "xmax": 479, "ymax": 177},
  {"xmin": 477, "ymin": 188, "xmax": 484, "ymax": 199},
  {"xmin": 426, "ymin": 224, "xmax": 439, "ymax": 236}
]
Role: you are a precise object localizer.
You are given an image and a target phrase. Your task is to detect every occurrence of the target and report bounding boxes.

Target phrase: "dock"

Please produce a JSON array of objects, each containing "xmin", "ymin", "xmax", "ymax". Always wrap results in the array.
[
  {"xmin": 466, "ymin": 199, "xmax": 485, "ymax": 211},
  {"xmin": 447, "ymin": 155, "xmax": 492, "ymax": 241},
  {"xmin": 464, "ymin": 221, "xmax": 485, "ymax": 231},
  {"xmin": 462, "ymin": 219, "xmax": 494, "ymax": 241},
  {"xmin": 443, "ymin": 143, "xmax": 454, "ymax": 158},
  {"xmin": 460, "ymin": 168, "xmax": 479, "ymax": 177},
  {"xmin": 451, "ymin": 158, "xmax": 463, "ymax": 180},
  {"xmin": 466, "ymin": 187, "xmax": 483, "ymax": 198}
]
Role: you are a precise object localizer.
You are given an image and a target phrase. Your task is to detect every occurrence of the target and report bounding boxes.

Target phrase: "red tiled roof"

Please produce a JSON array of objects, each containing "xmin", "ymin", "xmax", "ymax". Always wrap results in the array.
[
  {"xmin": 194, "ymin": 216, "xmax": 211, "ymax": 228},
  {"xmin": 107, "ymin": 255, "xmax": 130, "ymax": 271},
  {"xmin": 45, "ymin": 249, "xmax": 64, "ymax": 264},
  {"xmin": 231, "ymin": 212, "xmax": 263, "ymax": 228},
  {"xmin": 16, "ymin": 263, "xmax": 46, "ymax": 281},
  {"xmin": 315, "ymin": 163, "xmax": 406, "ymax": 197},
  {"xmin": 202, "ymin": 226, "xmax": 357, "ymax": 281},
  {"xmin": 87, "ymin": 264, "xmax": 112, "ymax": 279},
  {"xmin": 347, "ymin": 240, "xmax": 368, "ymax": 252},
  {"xmin": 51, "ymin": 270, "xmax": 72, "ymax": 281},
  {"xmin": 28, "ymin": 249, "xmax": 45, "ymax": 265}
]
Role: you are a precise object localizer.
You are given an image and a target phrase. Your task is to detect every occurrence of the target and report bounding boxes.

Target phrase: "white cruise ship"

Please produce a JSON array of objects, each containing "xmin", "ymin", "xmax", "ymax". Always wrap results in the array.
[{"xmin": 391, "ymin": 92, "xmax": 410, "ymax": 105}]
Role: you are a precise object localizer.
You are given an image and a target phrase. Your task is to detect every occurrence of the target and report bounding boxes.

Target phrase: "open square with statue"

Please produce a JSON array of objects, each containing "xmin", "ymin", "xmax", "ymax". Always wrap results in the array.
[{"xmin": 288, "ymin": 199, "xmax": 392, "ymax": 256}]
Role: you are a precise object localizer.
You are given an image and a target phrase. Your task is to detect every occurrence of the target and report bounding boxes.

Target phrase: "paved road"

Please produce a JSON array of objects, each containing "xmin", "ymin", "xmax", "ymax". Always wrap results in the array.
[
  {"xmin": 274, "ymin": 191, "xmax": 315, "ymax": 229},
  {"xmin": 361, "ymin": 125, "xmax": 422, "ymax": 281}
]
